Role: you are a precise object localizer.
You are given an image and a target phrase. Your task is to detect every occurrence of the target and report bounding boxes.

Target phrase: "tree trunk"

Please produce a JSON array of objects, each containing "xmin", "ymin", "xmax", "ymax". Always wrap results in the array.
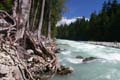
[
  {"xmin": 32, "ymin": 0, "xmax": 40, "ymax": 31},
  {"xmin": 13, "ymin": 0, "xmax": 32, "ymax": 41},
  {"xmin": 48, "ymin": 0, "xmax": 52, "ymax": 40},
  {"xmin": 38, "ymin": 0, "xmax": 45, "ymax": 42}
]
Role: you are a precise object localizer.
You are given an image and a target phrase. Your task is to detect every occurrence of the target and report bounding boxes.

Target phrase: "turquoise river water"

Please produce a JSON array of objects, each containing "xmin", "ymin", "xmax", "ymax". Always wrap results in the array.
[{"xmin": 52, "ymin": 39, "xmax": 120, "ymax": 80}]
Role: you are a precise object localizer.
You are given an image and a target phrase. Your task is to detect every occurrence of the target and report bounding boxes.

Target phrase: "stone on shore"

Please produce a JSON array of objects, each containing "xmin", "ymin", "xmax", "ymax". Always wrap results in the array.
[
  {"xmin": 57, "ymin": 65, "xmax": 73, "ymax": 75},
  {"xmin": 54, "ymin": 48, "xmax": 61, "ymax": 53}
]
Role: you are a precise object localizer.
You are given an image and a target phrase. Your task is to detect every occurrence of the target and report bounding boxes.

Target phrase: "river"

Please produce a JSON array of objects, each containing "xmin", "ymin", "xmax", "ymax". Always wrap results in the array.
[{"xmin": 52, "ymin": 39, "xmax": 120, "ymax": 80}]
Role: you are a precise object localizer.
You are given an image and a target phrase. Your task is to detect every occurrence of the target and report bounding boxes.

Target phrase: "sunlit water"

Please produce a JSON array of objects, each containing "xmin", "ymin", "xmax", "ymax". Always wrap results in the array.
[{"xmin": 52, "ymin": 39, "xmax": 120, "ymax": 80}]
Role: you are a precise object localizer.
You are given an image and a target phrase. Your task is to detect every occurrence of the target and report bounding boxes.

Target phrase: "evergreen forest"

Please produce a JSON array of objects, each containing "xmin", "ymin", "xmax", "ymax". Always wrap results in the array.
[{"xmin": 57, "ymin": 0, "xmax": 120, "ymax": 42}]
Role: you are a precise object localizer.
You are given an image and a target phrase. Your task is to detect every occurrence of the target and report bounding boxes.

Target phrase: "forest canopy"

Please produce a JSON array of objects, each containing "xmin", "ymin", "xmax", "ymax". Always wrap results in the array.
[{"xmin": 57, "ymin": 0, "xmax": 120, "ymax": 42}]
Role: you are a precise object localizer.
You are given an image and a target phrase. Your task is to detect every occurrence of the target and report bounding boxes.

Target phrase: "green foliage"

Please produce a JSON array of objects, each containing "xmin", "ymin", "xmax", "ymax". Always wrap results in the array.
[
  {"xmin": 57, "ymin": 0, "xmax": 120, "ymax": 41},
  {"xmin": 50, "ymin": 0, "xmax": 66, "ymax": 38},
  {"xmin": 0, "ymin": 0, "xmax": 13, "ymax": 13}
]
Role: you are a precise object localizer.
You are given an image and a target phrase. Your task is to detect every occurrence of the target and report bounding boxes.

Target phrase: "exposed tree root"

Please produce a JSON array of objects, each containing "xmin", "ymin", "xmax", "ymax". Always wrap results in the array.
[{"xmin": 0, "ymin": 6, "xmax": 58, "ymax": 80}]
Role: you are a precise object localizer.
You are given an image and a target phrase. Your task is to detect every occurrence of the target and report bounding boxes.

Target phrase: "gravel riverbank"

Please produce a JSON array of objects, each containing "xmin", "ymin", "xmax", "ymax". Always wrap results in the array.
[{"xmin": 85, "ymin": 41, "xmax": 120, "ymax": 49}]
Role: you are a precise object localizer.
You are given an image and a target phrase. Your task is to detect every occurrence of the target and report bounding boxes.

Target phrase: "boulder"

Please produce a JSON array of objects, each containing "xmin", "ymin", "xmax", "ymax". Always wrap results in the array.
[
  {"xmin": 54, "ymin": 48, "xmax": 61, "ymax": 53},
  {"xmin": 76, "ymin": 56, "xmax": 84, "ymax": 59},
  {"xmin": 27, "ymin": 49, "xmax": 34, "ymax": 55},
  {"xmin": 57, "ymin": 65, "xmax": 73, "ymax": 75},
  {"xmin": 83, "ymin": 57, "xmax": 97, "ymax": 62}
]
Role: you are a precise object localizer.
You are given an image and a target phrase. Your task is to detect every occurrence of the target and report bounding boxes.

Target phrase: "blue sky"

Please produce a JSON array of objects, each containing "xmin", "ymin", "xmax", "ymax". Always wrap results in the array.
[{"xmin": 63, "ymin": 0, "xmax": 120, "ymax": 18}]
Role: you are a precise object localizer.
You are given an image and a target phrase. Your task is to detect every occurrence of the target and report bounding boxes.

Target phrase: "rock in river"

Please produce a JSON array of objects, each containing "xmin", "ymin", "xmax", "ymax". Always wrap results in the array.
[
  {"xmin": 76, "ymin": 56, "xmax": 84, "ymax": 59},
  {"xmin": 83, "ymin": 57, "xmax": 97, "ymax": 62}
]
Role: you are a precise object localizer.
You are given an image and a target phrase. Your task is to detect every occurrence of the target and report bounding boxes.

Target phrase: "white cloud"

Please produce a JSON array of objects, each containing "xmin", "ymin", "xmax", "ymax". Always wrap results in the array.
[{"xmin": 56, "ymin": 17, "xmax": 89, "ymax": 26}]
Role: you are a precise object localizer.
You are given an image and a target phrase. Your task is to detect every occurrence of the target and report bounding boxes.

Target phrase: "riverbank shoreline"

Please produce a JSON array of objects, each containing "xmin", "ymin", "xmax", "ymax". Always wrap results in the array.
[
  {"xmin": 57, "ymin": 39, "xmax": 120, "ymax": 49},
  {"xmin": 85, "ymin": 41, "xmax": 120, "ymax": 49}
]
